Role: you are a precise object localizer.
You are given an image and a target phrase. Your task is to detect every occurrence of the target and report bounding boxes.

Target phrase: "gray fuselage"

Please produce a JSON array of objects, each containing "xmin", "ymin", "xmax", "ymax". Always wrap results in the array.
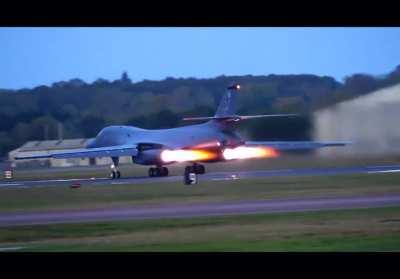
[{"xmin": 87, "ymin": 121, "xmax": 242, "ymax": 165}]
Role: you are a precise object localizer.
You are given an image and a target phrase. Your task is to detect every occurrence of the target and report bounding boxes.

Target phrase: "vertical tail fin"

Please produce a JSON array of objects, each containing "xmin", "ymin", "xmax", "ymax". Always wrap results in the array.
[
  {"xmin": 182, "ymin": 84, "xmax": 298, "ymax": 123},
  {"xmin": 214, "ymin": 84, "xmax": 240, "ymax": 117}
]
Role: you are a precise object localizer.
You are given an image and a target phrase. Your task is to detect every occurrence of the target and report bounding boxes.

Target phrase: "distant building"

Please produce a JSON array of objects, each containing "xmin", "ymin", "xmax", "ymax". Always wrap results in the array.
[
  {"xmin": 9, "ymin": 138, "xmax": 132, "ymax": 168},
  {"xmin": 313, "ymin": 83, "xmax": 400, "ymax": 156}
]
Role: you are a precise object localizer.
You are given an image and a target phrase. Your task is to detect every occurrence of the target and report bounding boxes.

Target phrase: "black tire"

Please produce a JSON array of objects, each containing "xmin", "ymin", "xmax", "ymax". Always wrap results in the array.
[
  {"xmin": 148, "ymin": 168, "xmax": 154, "ymax": 177},
  {"xmin": 184, "ymin": 166, "xmax": 198, "ymax": 185},
  {"xmin": 183, "ymin": 171, "xmax": 191, "ymax": 185},
  {"xmin": 116, "ymin": 171, "xmax": 121, "ymax": 179},
  {"xmin": 192, "ymin": 164, "xmax": 205, "ymax": 174},
  {"xmin": 162, "ymin": 167, "xmax": 169, "ymax": 177},
  {"xmin": 197, "ymin": 165, "xmax": 205, "ymax": 174},
  {"xmin": 110, "ymin": 171, "xmax": 116, "ymax": 179},
  {"xmin": 154, "ymin": 167, "xmax": 161, "ymax": 177},
  {"xmin": 185, "ymin": 166, "xmax": 193, "ymax": 174}
]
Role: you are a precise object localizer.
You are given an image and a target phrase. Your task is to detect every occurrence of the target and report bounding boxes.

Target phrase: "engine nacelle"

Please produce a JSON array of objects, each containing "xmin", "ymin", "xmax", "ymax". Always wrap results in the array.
[{"xmin": 132, "ymin": 149, "xmax": 164, "ymax": 165}]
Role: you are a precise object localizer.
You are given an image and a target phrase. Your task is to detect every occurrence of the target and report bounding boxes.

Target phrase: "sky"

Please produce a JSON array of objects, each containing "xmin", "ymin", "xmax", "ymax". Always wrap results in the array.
[{"xmin": 1, "ymin": 27, "xmax": 400, "ymax": 89}]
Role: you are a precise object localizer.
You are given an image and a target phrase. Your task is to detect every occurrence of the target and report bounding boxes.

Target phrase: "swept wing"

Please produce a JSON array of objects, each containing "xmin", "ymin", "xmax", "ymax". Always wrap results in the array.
[{"xmin": 14, "ymin": 144, "xmax": 138, "ymax": 160}]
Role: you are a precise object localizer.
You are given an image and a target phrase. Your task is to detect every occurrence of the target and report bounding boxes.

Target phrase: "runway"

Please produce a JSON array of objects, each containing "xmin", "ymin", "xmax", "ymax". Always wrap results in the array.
[
  {"xmin": 1, "ymin": 164, "xmax": 400, "ymax": 189},
  {"xmin": 1, "ymin": 194, "xmax": 400, "ymax": 227},
  {"xmin": 0, "ymin": 165, "xmax": 400, "ymax": 227}
]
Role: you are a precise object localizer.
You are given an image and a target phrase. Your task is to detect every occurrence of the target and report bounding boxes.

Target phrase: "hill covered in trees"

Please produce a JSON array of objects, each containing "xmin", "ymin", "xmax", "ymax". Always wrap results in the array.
[{"xmin": 1, "ymin": 65, "xmax": 400, "ymax": 157}]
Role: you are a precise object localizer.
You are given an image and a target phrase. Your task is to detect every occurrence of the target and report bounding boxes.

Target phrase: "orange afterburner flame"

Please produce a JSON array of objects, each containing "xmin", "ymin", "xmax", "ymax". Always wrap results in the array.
[
  {"xmin": 222, "ymin": 146, "xmax": 278, "ymax": 160},
  {"xmin": 161, "ymin": 149, "xmax": 217, "ymax": 163}
]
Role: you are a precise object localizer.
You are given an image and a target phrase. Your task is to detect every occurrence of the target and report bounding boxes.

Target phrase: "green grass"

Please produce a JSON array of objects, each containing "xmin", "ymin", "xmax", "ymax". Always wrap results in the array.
[
  {"xmin": 1, "ymin": 173, "xmax": 400, "ymax": 213},
  {"xmin": 1, "ymin": 207, "xmax": 400, "ymax": 251},
  {"xmin": 16, "ymin": 235, "xmax": 400, "ymax": 252},
  {"xmin": 2, "ymin": 160, "xmax": 400, "ymax": 251}
]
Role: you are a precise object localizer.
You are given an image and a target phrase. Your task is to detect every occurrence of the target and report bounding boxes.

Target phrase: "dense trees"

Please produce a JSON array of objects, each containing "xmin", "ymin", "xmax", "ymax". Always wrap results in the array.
[{"xmin": 0, "ymin": 66, "xmax": 399, "ymax": 157}]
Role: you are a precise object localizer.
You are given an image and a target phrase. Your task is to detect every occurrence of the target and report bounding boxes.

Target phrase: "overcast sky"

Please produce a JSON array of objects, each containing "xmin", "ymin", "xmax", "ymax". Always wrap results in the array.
[{"xmin": 1, "ymin": 27, "xmax": 400, "ymax": 89}]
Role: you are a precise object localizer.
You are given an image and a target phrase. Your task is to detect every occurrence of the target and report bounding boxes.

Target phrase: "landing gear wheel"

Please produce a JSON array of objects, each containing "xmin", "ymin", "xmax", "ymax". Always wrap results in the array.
[
  {"xmin": 195, "ymin": 164, "xmax": 205, "ymax": 174},
  {"xmin": 188, "ymin": 164, "xmax": 205, "ymax": 175},
  {"xmin": 184, "ymin": 167, "xmax": 197, "ymax": 185},
  {"xmin": 185, "ymin": 166, "xmax": 193, "ymax": 174},
  {"xmin": 110, "ymin": 170, "xmax": 121, "ymax": 179},
  {"xmin": 148, "ymin": 168, "xmax": 155, "ymax": 177},
  {"xmin": 149, "ymin": 167, "xmax": 169, "ymax": 177},
  {"xmin": 161, "ymin": 167, "xmax": 169, "ymax": 177},
  {"xmin": 110, "ymin": 157, "xmax": 120, "ymax": 179},
  {"xmin": 184, "ymin": 172, "xmax": 190, "ymax": 185}
]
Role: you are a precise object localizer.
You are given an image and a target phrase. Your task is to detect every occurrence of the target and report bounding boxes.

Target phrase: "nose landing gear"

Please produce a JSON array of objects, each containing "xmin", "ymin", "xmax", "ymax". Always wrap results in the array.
[
  {"xmin": 110, "ymin": 157, "xmax": 121, "ymax": 179},
  {"xmin": 111, "ymin": 170, "xmax": 121, "ymax": 179}
]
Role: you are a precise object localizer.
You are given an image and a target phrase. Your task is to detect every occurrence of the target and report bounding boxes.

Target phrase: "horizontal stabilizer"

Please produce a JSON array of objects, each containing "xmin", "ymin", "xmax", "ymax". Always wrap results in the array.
[
  {"xmin": 245, "ymin": 141, "xmax": 352, "ymax": 151},
  {"xmin": 183, "ymin": 114, "xmax": 298, "ymax": 122},
  {"xmin": 238, "ymin": 114, "xmax": 298, "ymax": 120}
]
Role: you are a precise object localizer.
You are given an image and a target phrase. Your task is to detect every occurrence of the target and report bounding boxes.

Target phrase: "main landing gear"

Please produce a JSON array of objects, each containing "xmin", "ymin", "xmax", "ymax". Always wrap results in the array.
[
  {"xmin": 110, "ymin": 157, "xmax": 121, "ymax": 179},
  {"xmin": 148, "ymin": 166, "xmax": 169, "ymax": 177},
  {"xmin": 184, "ymin": 163, "xmax": 205, "ymax": 185}
]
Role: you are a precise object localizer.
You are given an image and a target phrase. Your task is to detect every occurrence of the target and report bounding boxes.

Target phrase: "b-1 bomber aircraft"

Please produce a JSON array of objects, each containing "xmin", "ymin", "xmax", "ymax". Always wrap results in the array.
[{"xmin": 15, "ymin": 84, "xmax": 349, "ymax": 184}]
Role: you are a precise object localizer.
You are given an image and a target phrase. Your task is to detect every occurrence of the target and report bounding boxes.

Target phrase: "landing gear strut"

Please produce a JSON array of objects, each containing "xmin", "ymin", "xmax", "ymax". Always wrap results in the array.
[
  {"xmin": 110, "ymin": 157, "xmax": 121, "ymax": 179},
  {"xmin": 148, "ymin": 166, "xmax": 169, "ymax": 177},
  {"xmin": 184, "ymin": 163, "xmax": 205, "ymax": 185}
]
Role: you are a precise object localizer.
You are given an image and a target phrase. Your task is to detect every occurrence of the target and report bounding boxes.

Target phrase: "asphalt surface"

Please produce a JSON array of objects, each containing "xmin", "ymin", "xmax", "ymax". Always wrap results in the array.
[
  {"xmin": 1, "ymin": 164, "xmax": 400, "ymax": 189},
  {"xmin": 1, "ymin": 164, "xmax": 400, "ymax": 227},
  {"xmin": 0, "ymin": 194, "xmax": 400, "ymax": 227}
]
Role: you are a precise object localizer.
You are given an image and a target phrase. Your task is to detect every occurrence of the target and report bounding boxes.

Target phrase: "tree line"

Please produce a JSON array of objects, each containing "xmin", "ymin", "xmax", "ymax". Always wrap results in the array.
[{"xmin": 0, "ymin": 66, "xmax": 399, "ymax": 157}]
